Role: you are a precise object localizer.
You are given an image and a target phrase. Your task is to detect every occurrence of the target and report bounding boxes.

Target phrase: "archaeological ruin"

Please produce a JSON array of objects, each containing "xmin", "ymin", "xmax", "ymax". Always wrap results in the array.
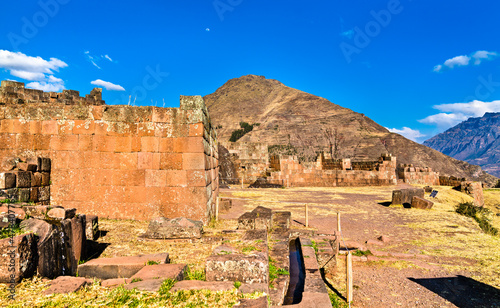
[{"xmin": 0, "ymin": 80, "xmax": 219, "ymax": 223}]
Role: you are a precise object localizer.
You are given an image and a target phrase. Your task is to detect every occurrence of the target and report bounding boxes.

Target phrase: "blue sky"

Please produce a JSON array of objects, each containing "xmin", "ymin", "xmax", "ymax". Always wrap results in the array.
[{"xmin": 1, "ymin": 0, "xmax": 500, "ymax": 143}]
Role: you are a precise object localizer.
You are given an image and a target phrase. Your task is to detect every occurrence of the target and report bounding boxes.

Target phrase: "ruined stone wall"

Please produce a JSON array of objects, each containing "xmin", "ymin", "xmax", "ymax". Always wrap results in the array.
[
  {"xmin": 269, "ymin": 155, "xmax": 398, "ymax": 187},
  {"xmin": 218, "ymin": 142, "xmax": 268, "ymax": 184},
  {"xmin": 0, "ymin": 82, "xmax": 218, "ymax": 223},
  {"xmin": 397, "ymin": 164, "xmax": 440, "ymax": 186},
  {"xmin": 439, "ymin": 176, "xmax": 466, "ymax": 187}
]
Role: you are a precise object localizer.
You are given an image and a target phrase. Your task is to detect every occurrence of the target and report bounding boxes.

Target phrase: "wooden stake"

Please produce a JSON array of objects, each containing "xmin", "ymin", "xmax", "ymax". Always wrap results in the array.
[
  {"xmin": 241, "ymin": 175, "xmax": 244, "ymax": 188},
  {"xmin": 215, "ymin": 197, "xmax": 219, "ymax": 221},
  {"xmin": 337, "ymin": 212, "xmax": 341, "ymax": 233},
  {"xmin": 347, "ymin": 251, "xmax": 353, "ymax": 303},
  {"xmin": 305, "ymin": 204, "xmax": 309, "ymax": 227}
]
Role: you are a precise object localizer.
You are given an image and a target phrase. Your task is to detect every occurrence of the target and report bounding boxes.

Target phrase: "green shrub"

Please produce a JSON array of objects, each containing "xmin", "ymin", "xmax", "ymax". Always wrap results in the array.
[
  {"xmin": 495, "ymin": 180, "xmax": 500, "ymax": 188},
  {"xmin": 185, "ymin": 266, "xmax": 206, "ymax": 281},
  {"xmin": 229, "ymin": 122, "xmax": 257, "ymax": 142},
  {"xmin": 456, "ymin": 202, "xmax": 498, "ymax": 236},
  {"xmin": 352, "ymin": 249, "xmax": 373, "ymax": 257}
]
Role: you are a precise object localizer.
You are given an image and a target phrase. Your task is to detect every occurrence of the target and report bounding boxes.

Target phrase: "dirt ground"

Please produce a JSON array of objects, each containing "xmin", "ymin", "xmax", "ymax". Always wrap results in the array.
[{"xmin": 219, "ymin": 185, "xmax": 500, "ymax": 308}]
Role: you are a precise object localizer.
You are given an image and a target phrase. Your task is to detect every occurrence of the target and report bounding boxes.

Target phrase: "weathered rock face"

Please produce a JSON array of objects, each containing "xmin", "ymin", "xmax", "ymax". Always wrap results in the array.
[
  {"xmin": 143, "ymin": 217, "xmax": 203, "ymax": 239},
  {"xmin": 20, "ymin": 218, "xmax": 77, "ymax": 278},
  {"xmin": 411, "ymin": 196, "xmax": 434, "ymax": 210},
  {"xmin": 0, "ymin": 233, "xmax": 38, "ymax": 283},
  {"xmin": 85, "ymin": 215, "xmax": 99, "ymax": 241},
  {"xmin": 206, "ymin": 249, "xmax": 268, "ymax": 284},
  {"xmin": 392, "ymin": 188, "xmax": 425, "ymax": 206},
  {"xmin": 70, "ymin": 215, "xmax": 86, "ymax": 262},
  {"xmin": 238, "ymin": 206, "xmax": 273, "ymax": 231}
]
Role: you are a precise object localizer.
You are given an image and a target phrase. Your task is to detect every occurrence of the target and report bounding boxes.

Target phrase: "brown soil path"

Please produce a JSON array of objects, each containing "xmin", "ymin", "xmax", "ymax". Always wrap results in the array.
[{"xmin": 219, "ymin": 185, "xmax": 500, "ymax": 308}]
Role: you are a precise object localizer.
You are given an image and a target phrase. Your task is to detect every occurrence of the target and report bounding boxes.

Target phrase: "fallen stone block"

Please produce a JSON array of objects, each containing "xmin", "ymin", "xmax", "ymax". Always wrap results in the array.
[
  {"xmin": 0, "ymin": 233, "xmax": 38, "ymax": 283},
  {"xmin": 71, "ymin": 215, "xmax": 86, "ymax": 263},
  {"xmin": 206, "ymin": 251, "xmax": 268, "ymax": 284},
  {"xmin": 143, "ymin": 217, "xmax": 203, "ymax": 239},
  {"xmin": 124, "ymin": 279, "xmax": 163, "ymax": 292},
  {"xmin": 86, "ymin": 215, "xmax": 99, "ymax": 240},
  {"xmin": 130, "ymin": 264, "xmax": 186, "ymax": 281},
  {"xmin": 272, "ymin": 211, "xmax": 291, "ymax": 229},
  {"xmin": 392, "ymin": 188, "xmax": 424, "ymax": 205},
  {"xmin": 47, "ymin": 207, "xmax": 76, "ymax": 220},
  {"xmin": 23, "ymin": 205, "xmax": 49, "ymax": 219},
  {"xmin": 171, "ymin": 280, "xmax": 234, "ymax": 292},
  {"xmin": 77, "ymin": 253, "xmax": 170, "ymax": 279},
  {"xmin": 411, "ymin": 196, "xmax": 434, "ymax": 210},
  {"xmin": 26, "ymin": 157, "xmax": 42, "ymax": 172},
  {"xmin": 237, "ymin": 206, "xmax": 273, "ymax": 231},
  {"xmin": 1, "ymin": 157, "xmax": 17, "ymax": 171},
  {"xmin": 17, "ymin": 163, "xmax": 37, "ymax": 172},
  {"xmin": 219, "ymin": 198, "xmax": 233, "ymax": 212},
  {"xmin": 0, "ymin": 173, "xmax": 16, "ymax": 189},
  {"xmin": 424, "ymin": 186, "xmax": 433, "ymax": 193},
  {"xmin": 0, "ymin": 206, "xmax": 26, "ymax": 220},
  {"xmin": 43, "ymin": 276, "xmax": 93, "ymax": 295}
]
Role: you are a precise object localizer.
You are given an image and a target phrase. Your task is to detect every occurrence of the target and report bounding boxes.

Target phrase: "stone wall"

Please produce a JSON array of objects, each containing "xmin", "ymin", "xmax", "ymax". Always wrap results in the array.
[
  {"xmin": 269, "ymin": 154, "xmax": 398, "ymax": 187},
  {"xmin": 439, "ymin": 176, "xmax": 466, "ymax": 187},
  {"xmin": 0, "ymin": 81, "xmax": 218, "ymax": 223},
  {"xmin": 0, "ymin": 156, "xmax": 51, "ymax": 204},
  {"xmin": 397, "ymin": 164, "xmax": 440, "ymax": 186},
  {"xmin": 219, "ymin": 142, "xmax": 268, "ymax": 184}
]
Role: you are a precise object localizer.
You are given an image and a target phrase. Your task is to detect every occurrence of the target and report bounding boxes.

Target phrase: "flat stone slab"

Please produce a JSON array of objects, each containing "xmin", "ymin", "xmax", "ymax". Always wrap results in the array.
[
  {"xmin": 238, "ymin": 206, "xmax": 273, "ymax": 231},
  {"xmin": 143, "ymin": 217, "xmax": 203, "ymax": 239},
  {"xmin": 43, "ymin": 276, "xmax": 93, "ymax": 295},
  {"xmin": 77, "ymin": 253, "xmax": 170, "ymax": 279},
  {"xmin": 206, "ymin": 251, "xmax": 268, "ymax": 284},
  {"xmin": 171, "ymin": 280, "xmax": 234, "ymax": 292},
  {"xmin": 234, "ymin": 296, "xmax": 269, "ymax": 307},
  {"xmin": 124, "ymin": 279, "xmax": 164, "ymax": 292},
  {"xmin": 130, "ymin": 264, "xmax": 186, "ymax": 281},
  {"xmin": 101, "ymin": 278, "xmax": 131, "ymax": 287},
  {"xmin": 238, "ymin": 283, "xmax": 269, "ymax": 294}
]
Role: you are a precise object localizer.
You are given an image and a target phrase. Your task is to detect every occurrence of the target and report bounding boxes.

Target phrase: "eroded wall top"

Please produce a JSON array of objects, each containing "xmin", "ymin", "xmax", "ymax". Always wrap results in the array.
[{"xmin": 0, "ymin": 81, "xmax": 104, "ymax": 106}]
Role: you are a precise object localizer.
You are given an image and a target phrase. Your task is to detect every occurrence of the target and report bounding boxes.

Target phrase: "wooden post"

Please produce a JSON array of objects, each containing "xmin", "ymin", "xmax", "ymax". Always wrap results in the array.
[
  {"xmin": 347, "ymin": 251, "xmax": 353, "ymax": 303},
  {"xmin": 337, "ymin": 212, "xmax": 341, "ymax": 233},
  {"xmin": 241, "ymin": 175, "xmax": 244, "ymax": 188},
  {"xmin": 305, "ymin": 204, "xmax": 309, "ymax": 227},
  {"xmin": 215, "ymin": 197, "xmax": 219, "ymax": 221}
]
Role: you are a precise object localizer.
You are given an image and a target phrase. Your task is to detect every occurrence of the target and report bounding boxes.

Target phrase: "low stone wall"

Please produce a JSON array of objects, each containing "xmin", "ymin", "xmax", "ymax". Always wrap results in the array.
[
  {"xmin": 439, "ymin": 176, "xmax": 466, "ymax": 187},
  {"xmin": 0, "ymin": 157, "xmax": 51, "ymax": 204},
  {"xmin": 397, "ymin": 164, "xmax": 440, "ymax": 186}
]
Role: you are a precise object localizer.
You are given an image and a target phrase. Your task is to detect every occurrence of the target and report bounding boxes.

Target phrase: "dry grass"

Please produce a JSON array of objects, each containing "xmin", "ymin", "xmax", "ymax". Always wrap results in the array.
[{"xmin": 0, "ymin": 277, "xmax": 263, "ymax": 308}]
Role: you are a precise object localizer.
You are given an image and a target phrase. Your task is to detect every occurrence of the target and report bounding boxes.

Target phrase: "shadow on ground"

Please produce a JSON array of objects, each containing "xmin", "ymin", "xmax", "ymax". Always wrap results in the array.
[{"xmin": 408, "ymin": 275, "xmax": 500, "ymax": 308}]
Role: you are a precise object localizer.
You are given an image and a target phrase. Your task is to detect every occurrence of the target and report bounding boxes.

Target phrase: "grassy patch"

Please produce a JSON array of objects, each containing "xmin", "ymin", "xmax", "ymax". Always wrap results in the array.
[
  {"xmin": 0, "ymin": 223, "xmax": 24, "ymax": 240},
  {"xmin": 328, "ymin": 290, "xmax": 349, "ymax": 308},
  {"xmin": 146, "ymin": 260, "xmax": 160, "ymax": 265},
  {"xmin": 185, "ymin": 266, "xmax": 206, "ymax": 281},
  {"xmin": 456, "ymin": 202, "xmax": 498, "ymax": 236},
  {"xmin": 351, "ymin": 249, "xmax": 372, "ymax": 257}
]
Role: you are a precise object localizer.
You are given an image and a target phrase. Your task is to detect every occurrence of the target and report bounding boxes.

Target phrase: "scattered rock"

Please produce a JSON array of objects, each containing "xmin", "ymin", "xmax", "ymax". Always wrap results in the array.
[
  {"xmin": 130, "ymin": 264, "xmax": 186, "ymax": 281},
  {"xmin": 47, "ymin": 207, "xmax": 76, "ymax": 220},
  {"xmin": 143, "ymin": 217, "xmax": 203, "ymax": 239},
  {"xmin": 43, "ymin": 276, "xmax": 92, "ymax": 295},
  {"xmin": 23, "ymin": 205, "xmax": 49, "ymax": 219},
  {"xmin": 392, "ymin": 188, "xmax": 424, "ymax": 206},
  {"xmin": 219, "ymin": 198, "xmax": 233, "ymax": 212},
  {"xmin": 378, "ymin": 235, "xmax": 390, "ymax": 243},
  {"xmin": 171, "ymin": 280, "xmax": 234, "ymax": 292},
  {"xmin": 237, "ymin": 206, "xmax": 273, "ymax": 231},
  {"xmin": 77, "ymin": 253, "xmax": 170, "ymax": 279},
  {"xmin": 423, "ymin": 186, "xmax": 433, "ymax": 193},
  {"xmin": 411, "ymin": 196, "xmax": 434, "ymax": 209}
]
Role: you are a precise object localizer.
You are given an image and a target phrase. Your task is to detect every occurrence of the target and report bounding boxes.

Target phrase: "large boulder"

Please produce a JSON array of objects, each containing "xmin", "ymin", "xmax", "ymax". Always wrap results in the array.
[
  {"xmin": 411, "ymin": 196, "xmax": 434, "ymax": 210},
  {"xmin": 143, "ymin": 217, "xmax": 203, "ymax": 239},
  {"xmin": 459, "ymin": 181, "xmax": 484, "ymax": 207},
  {"xmin": 0, "ymin": 233, "xmax": 38, "ymax": 283}
]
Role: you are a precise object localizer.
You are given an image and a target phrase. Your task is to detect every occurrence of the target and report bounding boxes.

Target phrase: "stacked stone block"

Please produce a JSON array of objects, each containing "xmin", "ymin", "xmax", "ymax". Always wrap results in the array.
[
  {"xmin": 0, "ymin": 81, "xmax": 219, "ymax": 223},
  {"xmin": 0, "ymin": 156, "xmax": 51, "ymax": 204}
]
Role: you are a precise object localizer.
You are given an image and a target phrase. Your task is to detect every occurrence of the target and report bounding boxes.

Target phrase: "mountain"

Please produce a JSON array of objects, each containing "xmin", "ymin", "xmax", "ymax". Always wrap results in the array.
[
  {"xmin": 424, "ymin": 112, "xmax": 500, "ymax": 178},
  {"xmin": 204, "ymin": 75, "xmax": 498, "ymax": 186}
]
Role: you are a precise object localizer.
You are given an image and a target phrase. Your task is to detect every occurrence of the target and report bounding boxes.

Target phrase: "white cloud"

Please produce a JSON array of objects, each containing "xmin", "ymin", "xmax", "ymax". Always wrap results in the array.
[
  {"xmin": 433, "ymin": 50, "xmax": 497, "ymax": 72},
  {"xmin": 471, "ymin": 50, "xmax": 497, "ymax": 65},
  {"xmin": 85, "ymin": 51, "xmax": 114, "ymax": 69},
  {"xmin": 0, "ymin": 49, "xmax": 67, "ymax": 91},
  {"xmin": 26, "ymin": 81, "xmax": 65, "ymax": 92},
  {"xmin": 419, "ymin": 100, "xmax": 500, "ymax": 131},
  {"xmin": 91, "ymin": 79, "xmax": 125, "ymax": 91},
  {"xmin": 387, "ymin": 127, "xmax": 426, "ymax": 142}
]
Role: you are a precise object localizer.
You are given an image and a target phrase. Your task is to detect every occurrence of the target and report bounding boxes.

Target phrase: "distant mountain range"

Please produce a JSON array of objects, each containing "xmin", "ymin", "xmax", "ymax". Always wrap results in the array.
[
  {"xmin": 424, "ymin": 112, "xmax": 500, "ymax": 178},
  {"xmin": 204, "ymin": 75, "xmax": 498, "ymax": 186}
]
